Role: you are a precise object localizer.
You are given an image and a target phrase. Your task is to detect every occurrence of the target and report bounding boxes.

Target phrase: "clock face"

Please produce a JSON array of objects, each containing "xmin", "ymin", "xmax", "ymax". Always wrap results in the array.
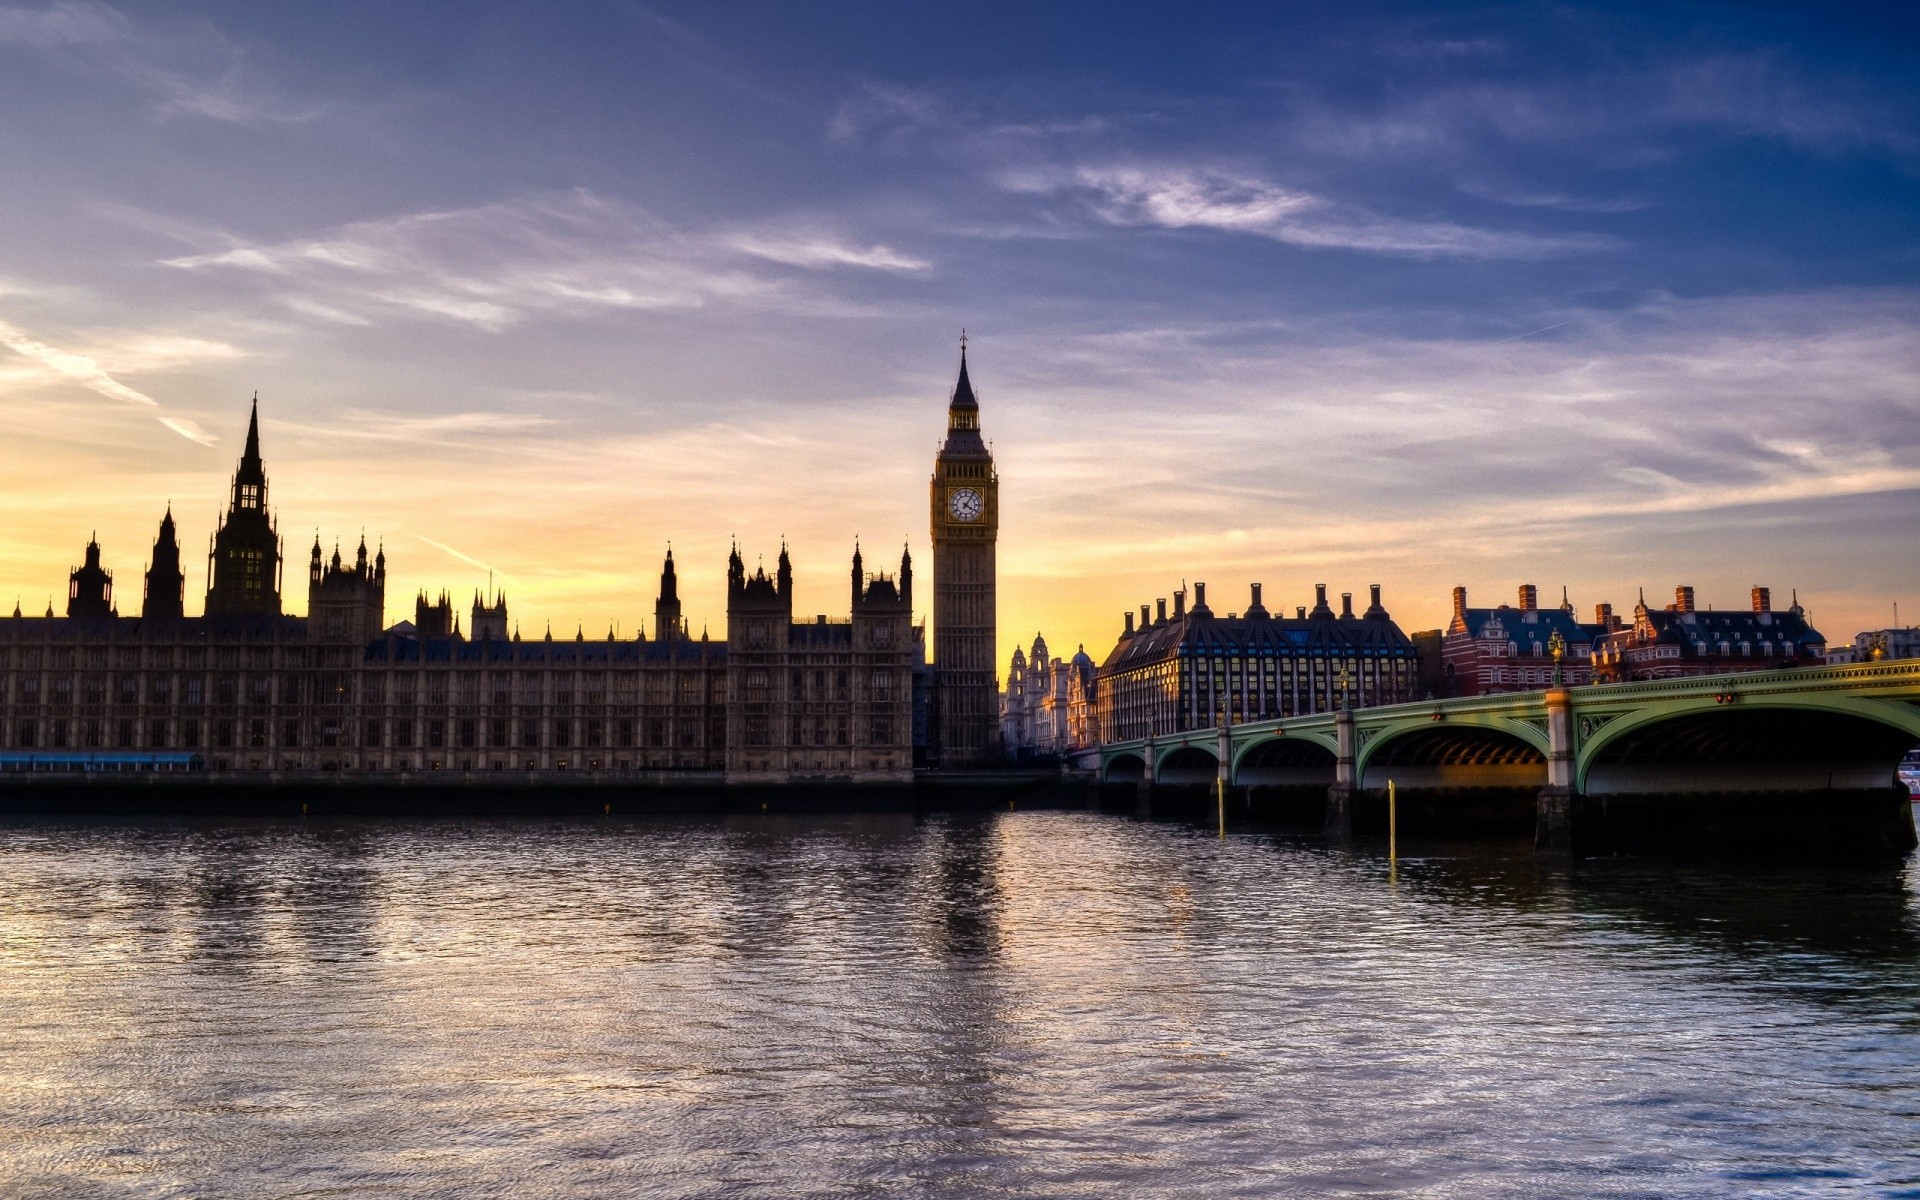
[{"xmin": 948, "ymin": 487, "xmax": 983, "ymax": 523}]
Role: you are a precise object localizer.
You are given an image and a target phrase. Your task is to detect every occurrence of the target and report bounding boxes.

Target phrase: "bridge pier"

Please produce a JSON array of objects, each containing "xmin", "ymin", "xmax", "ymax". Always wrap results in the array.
[
  {"xmin": 1324, "ymin": 708, "xmax": 1357, "ymax": 837},
  {"xmin": 1536, "ymin": 687, "xmax": 1580, "ymax": 855}
]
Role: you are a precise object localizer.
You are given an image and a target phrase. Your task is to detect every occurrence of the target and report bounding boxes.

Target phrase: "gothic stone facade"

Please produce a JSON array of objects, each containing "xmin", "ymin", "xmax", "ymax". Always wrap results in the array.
[
  {"xmin": 929, "ymin": 343, "xmax": 998, "ymax": 766},
  {"xmin": 723, "ymin": 543, "xmax": 918, "ymax": 784},
  {"xmin": 0, "ymin": 405, "xmax": 916, "ymax": 783}
]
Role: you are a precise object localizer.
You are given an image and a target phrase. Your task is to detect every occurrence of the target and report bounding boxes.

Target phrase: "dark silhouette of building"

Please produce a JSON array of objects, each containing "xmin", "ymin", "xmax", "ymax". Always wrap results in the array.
[
  {"xmin": 66, "ymin": 535, "xmax": 113, "ymax": 618},
  {"xmin": 930, "ymin": 337, "xmax": 998, "ymax": 766},
  {"xmin": 654, "ymin": 548, "xmax": 683, "ymax": 640},
  {"xmin": 0, "ymin": 396, "xmax": 926, "ymax": 777},
  {"xmin": 142, "ymin": 508, "xmax": 184, "ymax": 621},
  {"xmin": 723, "ymin": 542, "xmax": 918, "ymax": 782},
  {"xmin": 308, "ymin": 536, "xmax": 386, "ymax": 645},
  {"xmin": 470, "ymin": 586, "xmax": 507, "ymax": 641},
  {"xmin": 204, "ymin": 398, "xmax": 282, "ymax": 616}
]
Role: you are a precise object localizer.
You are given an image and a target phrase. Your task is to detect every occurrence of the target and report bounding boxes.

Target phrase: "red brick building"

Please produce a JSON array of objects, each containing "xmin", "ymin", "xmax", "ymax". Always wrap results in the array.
[
  {"xmin": 1590, "ymin": 586, "xmax": 1825, "ymax": 682},
  {"xmin": 1443, "ymin": 584, "xmax": 1612, "ymax": 696}
]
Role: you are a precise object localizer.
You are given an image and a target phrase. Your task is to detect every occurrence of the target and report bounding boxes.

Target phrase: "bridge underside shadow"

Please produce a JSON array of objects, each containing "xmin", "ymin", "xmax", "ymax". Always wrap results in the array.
[
  {"xmin": 1347, "ymin": 725, "xmax": 1547, "ymax": 838},
  {"xmin": 1239, "ymin": 739, "xmax": 1337, "ymax": 824},
  {"xmin": 1576, "ymin": 708, "xmax": 1918, "ymax": 858}
]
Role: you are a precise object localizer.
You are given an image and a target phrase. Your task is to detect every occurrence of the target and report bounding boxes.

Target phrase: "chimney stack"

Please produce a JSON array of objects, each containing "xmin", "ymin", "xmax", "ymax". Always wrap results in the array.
[
  {"xmin": 1123, "ymin": 611, "xmax": 1134, "ymax": 635},
  {"xmin": 1155, "ymin": 598, "xmax": 1167, "ymax": 624},
  {"xmin": 1173, "ymin": 589, "xmax": 1186, "ymax": 619},
  {"xmin": 1676, "ymin": 585, "xmax": 1695, "ymax": 613},
  {"xmin": 1369, "ymin": 583, "xmax": 1382, "ymax": 609},
  {"xmin": 1519, "ymin": 583, "xmax": 1538, "ymax": 611},
  {"xmin": 1751, "ymin": 586, "xmax": 1771, "ymax": 613},
  {"xmin": 1193, "ymin": 581, "xmax": 1208, "ymax": 614},
  {"xmin": 1297, "ymin": 606, "xmax": 1307, "ymax": 619},
  {"xmin": 1452, "ymin": 586, "xmax": 1467, "ymax": 622},
  {"xmin": 1596, "ymin": 602, "xmax": 1614, "ymax": 629},
  {"xmin": 1251, "ymin": 582, "xmax": 1263, "ymax": 608},
  {"xmin": 1141, "ymin": 604, "xmax": 1151, "ymax": 630},
  {"xmin": 1340, "ymin": 591, "xmax": 1353, "ymax": 619}
]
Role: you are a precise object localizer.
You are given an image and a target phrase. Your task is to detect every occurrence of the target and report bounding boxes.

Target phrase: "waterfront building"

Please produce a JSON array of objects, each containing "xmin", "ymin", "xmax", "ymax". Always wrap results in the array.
[
  {"xmin": 1094, "ymin": 581, "xmax": 1418, "ymax": 743},
  {"xmin": 1000, "ymin": 633, "xmax": 1096, "ymax": 759},
  {"xmin": 0, "ymin": 404, "xmax": 918, "ymax": 781},
  {"xmin": 929, "ymin": 339, "xmax": 999, "ymax": 766},
  {"xmin": 722, "ymin": 542, "xmax": 917, "ymax": 783},
  {"xmin": 1589, "ymin": 586, "xmax": 1825, "ymax": 682},
  {"xmin": 1443, "ymin": 584, "xmax": 1610, "ymax": 695}
]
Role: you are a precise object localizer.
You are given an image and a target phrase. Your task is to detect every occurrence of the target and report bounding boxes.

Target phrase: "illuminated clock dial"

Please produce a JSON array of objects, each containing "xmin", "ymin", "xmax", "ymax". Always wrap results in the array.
[{"xmin": 948, "ymin": 487, "xmax": 983, "ymax": 522}]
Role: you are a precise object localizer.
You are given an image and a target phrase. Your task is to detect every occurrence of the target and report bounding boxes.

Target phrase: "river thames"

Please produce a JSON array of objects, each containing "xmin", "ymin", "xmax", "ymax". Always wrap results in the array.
[{"xmin": 2, "ymin": 809, "xmax": 1917, "ymax": 1198}]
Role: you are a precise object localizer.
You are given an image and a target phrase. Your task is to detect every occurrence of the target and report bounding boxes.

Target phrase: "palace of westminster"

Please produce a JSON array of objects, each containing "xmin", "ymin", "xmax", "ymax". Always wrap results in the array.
[{"xmin": 0, "ymin": 348, "xmax": 1012, "ymax": 781}]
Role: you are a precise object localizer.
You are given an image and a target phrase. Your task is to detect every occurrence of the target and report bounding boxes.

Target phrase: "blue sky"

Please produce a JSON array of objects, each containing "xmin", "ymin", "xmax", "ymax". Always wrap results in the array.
[{"xmin": 0, "ymin": 1, "xmax": 1915, "ymax": 657}]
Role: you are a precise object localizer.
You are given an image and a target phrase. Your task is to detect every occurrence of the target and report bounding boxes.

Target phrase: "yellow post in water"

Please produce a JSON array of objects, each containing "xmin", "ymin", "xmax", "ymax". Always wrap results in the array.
[{"xmin": 1388, "ymin": 779, "xmax": 1398, "ymax": 865}]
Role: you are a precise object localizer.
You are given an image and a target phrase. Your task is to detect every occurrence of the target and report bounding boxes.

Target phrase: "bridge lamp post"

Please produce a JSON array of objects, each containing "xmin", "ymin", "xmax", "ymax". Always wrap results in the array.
[
  {"xmin": 1336, "ymin": 667, "xmax": 1354, "ymax": 711},
  {"xmin": 1549, "ymin": 631, "xmax": 1566, "ymax": 688}
]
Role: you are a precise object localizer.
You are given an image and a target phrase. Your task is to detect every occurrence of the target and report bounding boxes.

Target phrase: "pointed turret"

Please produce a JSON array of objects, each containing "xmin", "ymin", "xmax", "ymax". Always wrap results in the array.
[
  {"xmin": 67, "ymin": 534, "xmax": 114, "ymax": 619},
  {"xmin": 937, "ymin": 334, "xmax": 989, "ymax": 458},
  {"xmin": 206, "ymin": 398, "xmax": 282, "ymax": 615},
  {"xmin": 654, "ymin": 546, "xmax": 682, "ymax": 640},
  {"xmin": 899, "ymin": 543, "xmax": 912, "ymax": 609},
  {"xmin": 142, "ymin": 506, "xmax": 185, "ymax": 621},
  {"xmin": 776, "ymin": 541, "xmax": 792, "ymax": 599},
  {"xmin": 851, "ymin": 541, "xmax": 864, "ymax": 608}
]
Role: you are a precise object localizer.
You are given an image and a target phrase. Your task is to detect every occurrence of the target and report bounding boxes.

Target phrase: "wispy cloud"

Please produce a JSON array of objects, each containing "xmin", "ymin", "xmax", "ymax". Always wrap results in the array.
[
  {"xmin": 1008, "ymin": 164, "xmax": 1615, "ymax": 259},
  {"xmin": 159, "ymin": 190, "xmax": 930, "ymax": 331},
  {"xmin": 0, "ymin": 0, "xmax": 325, "ymax": 124},
  {"xmin": 0, "ymin": 316, "xmax": 220, "ymax": 444}
]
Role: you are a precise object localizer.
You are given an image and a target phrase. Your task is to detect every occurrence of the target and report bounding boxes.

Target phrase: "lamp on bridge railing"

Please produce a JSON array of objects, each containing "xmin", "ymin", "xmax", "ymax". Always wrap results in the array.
[
  {"xmin": 1336, "ymin": 667, "xmax": 1354, "ymax": 711},
  {"xmin": 1549, "ymin": 630, "xmax": 1566, "ymax": 687}
]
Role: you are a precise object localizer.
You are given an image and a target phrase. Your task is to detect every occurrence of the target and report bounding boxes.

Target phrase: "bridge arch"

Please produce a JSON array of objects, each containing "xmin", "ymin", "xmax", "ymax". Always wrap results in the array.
[
  {"xmin": 1232, "ymin": 736, "xmax": 1337, "ymax": 787},
  {"xmin": 1102, "ymin": 752, "xmax": 1147, "ymax": 784},
  {"xmin": 1577, "ymin": 696, "xmax": 1920, "ymax": 795},
  {"xmin": 1357, "ymin": 719, "xmax": 1548, "ymax": 791},
  {"xmin": 1156, "ymin": 745, "xmax": 1221, "ymax": 785}
]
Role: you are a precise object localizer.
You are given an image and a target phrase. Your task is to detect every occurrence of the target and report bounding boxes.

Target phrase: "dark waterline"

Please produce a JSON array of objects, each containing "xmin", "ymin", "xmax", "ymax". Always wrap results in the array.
[{"xmin": 2, "ymin": 810, "xmax": 1917, "ymax": 1199}]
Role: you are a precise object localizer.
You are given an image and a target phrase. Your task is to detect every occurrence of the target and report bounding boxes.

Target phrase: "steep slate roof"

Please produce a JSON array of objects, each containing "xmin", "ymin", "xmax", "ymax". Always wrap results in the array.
[
  {"xmin": 1101, "ymin": 608, "xmax": 1414, "ymax": 674},
  {"xmin": 1633, "ymin": 607, "xmax": 1824, "ymax": 650},
  {"xmin": 1456, "ymin": 605, "xmax": 1605, "ymax": 654}
]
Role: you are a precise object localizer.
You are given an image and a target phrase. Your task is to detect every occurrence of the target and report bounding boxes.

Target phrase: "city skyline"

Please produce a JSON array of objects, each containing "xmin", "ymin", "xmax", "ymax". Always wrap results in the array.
[{"xmin": 0, "ymin": 2, "xmax": 1915, "ymax": 663}]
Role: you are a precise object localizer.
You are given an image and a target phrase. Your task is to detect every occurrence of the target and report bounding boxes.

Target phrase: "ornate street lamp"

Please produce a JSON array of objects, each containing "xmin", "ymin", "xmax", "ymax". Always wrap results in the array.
[{"xmin": 1549, "ymin": 630, "xmax": 1566, "ymax": 687}]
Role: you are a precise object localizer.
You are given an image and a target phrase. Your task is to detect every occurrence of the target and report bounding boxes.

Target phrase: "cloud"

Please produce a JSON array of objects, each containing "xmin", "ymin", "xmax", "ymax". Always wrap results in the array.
[
  {"xmin": 0, "ymin": 0, "xmax": 324, "ymax": 124},
  {"xmin": 0, "ymin": 316, "xmax": 220, "ymax": 444},
  {"xmin": 729, "ymin": 233, "xmax": 929, "ymax": 272},
  {"xmin": 159, "ymin": 190, "xmax": 930, "ymax": 331},
  {"xmin": 1010, "ymin": 165, "xmax": 1615, "ymax": 259}
]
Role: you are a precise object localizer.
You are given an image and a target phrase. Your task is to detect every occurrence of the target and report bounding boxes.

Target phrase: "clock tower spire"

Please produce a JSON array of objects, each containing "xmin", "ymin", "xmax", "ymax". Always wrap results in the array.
[{"xmin": 930, "ymin": 333, "xmax": 999, "ymax": 766}]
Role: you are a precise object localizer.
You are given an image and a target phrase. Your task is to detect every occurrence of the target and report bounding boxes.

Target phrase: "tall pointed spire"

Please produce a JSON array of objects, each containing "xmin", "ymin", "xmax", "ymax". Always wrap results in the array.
[
  {"xmin": 951, "ymin": 331, "xmax": 977, "ymax": 411},
  {"xmin": 243, "ymin": 392, "xmax": 261, "ymax": 465}
]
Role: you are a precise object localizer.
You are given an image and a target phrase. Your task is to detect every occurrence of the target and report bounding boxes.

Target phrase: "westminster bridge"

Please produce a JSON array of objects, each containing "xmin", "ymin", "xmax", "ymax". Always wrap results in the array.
[{"xmin": 1075, "ymin": 660, "xmax": 1920, "ymax": 857}]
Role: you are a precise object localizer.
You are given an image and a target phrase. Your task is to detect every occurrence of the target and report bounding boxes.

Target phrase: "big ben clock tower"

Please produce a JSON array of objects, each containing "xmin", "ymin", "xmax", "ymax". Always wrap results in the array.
[{"xmin": 931, "ymin": 335, "xmax": 999, "ymax": 766}]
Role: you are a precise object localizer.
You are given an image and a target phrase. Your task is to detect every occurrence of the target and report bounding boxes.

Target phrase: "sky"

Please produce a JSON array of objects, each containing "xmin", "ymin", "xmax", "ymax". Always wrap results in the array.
[{"xmin": 0, "ymin": 1, "xmax": 1916, "ymax": 666}]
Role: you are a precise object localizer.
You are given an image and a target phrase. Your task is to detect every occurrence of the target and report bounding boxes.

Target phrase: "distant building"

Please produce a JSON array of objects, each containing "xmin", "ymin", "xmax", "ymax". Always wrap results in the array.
[
  {"xmin": 1844, "ymin": 627, "xmax": 1920, "ymax": 663},
  {"xmin": 1444, "ymin": 584, "xmax": 1610, "ymax": 695},
  {"xmin": 1094, "ymin": 580, "xmax": 1418, "ymax": 742},
  {"xmin": 1000, "ymin": 633, "xmax": 1095, "ymax": 759},
  {"xmin": 1590, "ymin": 586, "xmax": 1825, "ymax": 682}
]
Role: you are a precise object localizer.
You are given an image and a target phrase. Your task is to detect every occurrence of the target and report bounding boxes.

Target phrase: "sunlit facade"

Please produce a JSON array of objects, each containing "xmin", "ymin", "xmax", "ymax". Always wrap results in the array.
[{"xmin": 1094, "ymin": 580, "xmax": 1419, "ymax": 743}]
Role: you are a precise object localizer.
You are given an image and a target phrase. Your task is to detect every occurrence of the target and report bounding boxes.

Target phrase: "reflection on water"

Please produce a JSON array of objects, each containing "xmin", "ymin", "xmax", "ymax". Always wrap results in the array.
[{"xmin": 1, "ymin": 811, "xmax": 1917, "ymax": 1199}]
